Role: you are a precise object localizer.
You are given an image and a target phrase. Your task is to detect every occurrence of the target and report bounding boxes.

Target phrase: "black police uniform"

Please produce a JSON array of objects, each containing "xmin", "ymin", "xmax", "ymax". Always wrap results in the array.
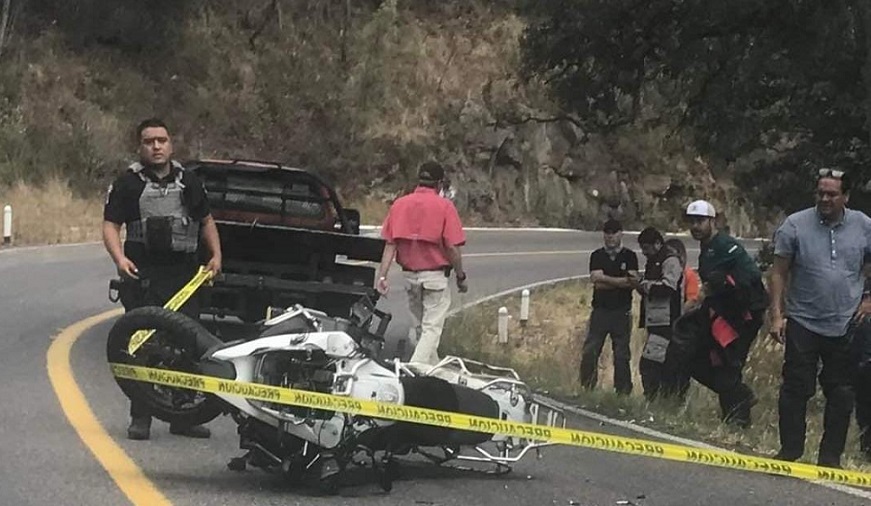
[
  {"xmin": 581, "ymin": 246, "xmax": 638, "ymax": 394},
  {"xmin": 104, "ymin": 161, "xmax": 210, "ymax": 420}
]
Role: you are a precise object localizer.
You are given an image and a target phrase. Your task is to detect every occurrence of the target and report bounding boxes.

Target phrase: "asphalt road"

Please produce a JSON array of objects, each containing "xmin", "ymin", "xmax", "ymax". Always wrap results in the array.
[{"xmin": 1, "ymin": 230, "xmax": 867, "ymax": 505}]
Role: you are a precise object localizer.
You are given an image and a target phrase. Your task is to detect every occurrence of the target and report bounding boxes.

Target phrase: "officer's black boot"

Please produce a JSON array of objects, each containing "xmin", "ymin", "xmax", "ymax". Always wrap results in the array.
[
  {"xmin": 169, "ymin": 423, "xmax": 211, "ymax": 439},
  {"xmin": 127, "ymin": 416, "xmax": 152, "ymax": 440}
]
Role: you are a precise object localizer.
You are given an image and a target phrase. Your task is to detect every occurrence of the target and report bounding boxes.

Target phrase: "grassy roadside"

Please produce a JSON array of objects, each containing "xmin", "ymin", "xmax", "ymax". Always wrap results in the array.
[
  {"xmin": 0, "ymin": 181, "xmax": 389, "ymax": 247},
  {"xmin": 442, "ymin": 279, "xmax": 871, "ymax": 472},
  {"xmin": 0, "ymin": 179, "xmax": 104, "ymax": 246}
]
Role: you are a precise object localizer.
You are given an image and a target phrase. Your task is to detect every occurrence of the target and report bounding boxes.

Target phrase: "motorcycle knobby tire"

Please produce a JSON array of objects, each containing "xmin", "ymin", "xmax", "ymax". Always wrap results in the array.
[{"xmin": 106, "ymin": 306, "xmax": 225, "ymax": 427}]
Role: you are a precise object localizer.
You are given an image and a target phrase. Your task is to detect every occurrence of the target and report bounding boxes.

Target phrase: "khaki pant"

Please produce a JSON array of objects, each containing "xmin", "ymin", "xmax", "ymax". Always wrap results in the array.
[{"xmin": 403, "ymin": 269, "xmax": 452, "ymax": 365}]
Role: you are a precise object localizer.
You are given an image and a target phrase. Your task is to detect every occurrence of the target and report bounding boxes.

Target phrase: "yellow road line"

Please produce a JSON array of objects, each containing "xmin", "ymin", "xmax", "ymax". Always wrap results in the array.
[{"xmin": 46, "ymin": 308, "xmax": 173, "ymax": 506}]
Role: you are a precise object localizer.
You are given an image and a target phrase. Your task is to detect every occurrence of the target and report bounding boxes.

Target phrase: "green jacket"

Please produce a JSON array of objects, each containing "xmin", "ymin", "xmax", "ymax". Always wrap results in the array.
[{"xmin": 698, "ymin": 231, "xmax": 768, "ymax": 313}]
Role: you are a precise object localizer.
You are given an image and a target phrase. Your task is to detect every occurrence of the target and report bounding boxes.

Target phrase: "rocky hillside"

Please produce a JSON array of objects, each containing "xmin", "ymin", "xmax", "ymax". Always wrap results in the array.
[{"xmin": 0, "ymin": 1, "xmax": 775, "ymax": 236}]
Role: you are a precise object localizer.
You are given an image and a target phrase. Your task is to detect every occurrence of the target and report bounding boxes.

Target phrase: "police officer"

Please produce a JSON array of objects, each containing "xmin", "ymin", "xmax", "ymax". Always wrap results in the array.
[
  {"xmin": 102, "ymin": 118, "xmax": 222, "ymax": 440},
  {"xmin": 685, "ymin": 199, "xmax": 768, "ymax": 428},
  {"xmin": 581, "ymin": 219, "xmax": 639, "ymax": 395}
]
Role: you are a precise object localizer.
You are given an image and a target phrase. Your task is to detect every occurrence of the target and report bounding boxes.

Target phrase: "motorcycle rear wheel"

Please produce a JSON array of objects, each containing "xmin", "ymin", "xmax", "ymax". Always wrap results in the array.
[{"xmin": 106, "ymin": 306, "xmax": 226, "ymax": 427}]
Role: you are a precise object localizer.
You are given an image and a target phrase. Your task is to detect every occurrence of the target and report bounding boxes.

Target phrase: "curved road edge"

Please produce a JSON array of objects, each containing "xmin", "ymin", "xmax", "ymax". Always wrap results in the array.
[
  {"xmin": 450, "ymin": 276, "xmax": 871, "ymax": 501},
  {"xmin": 46, "ymin": 308, "xmax": 172, "ymax": 506}
]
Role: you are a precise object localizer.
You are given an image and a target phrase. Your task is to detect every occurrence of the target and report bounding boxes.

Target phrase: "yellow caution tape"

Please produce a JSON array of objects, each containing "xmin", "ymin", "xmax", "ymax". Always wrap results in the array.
[
  {"xmin": 109, "ymin": 362, "xmax": 871, "ymax": 489},
  {"xmin": 126, "ymin": 267, "xmax": 214, "ymax": 356}
]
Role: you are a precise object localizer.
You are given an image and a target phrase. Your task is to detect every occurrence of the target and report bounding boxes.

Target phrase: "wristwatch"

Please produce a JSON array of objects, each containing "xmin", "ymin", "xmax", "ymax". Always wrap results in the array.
[{"xmin": 456, "ymin": 272, "xmax": 467, "ymax": 282}]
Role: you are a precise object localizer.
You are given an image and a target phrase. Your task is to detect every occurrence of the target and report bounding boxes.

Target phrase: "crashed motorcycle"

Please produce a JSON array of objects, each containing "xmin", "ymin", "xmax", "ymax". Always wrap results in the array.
[{"xmin": 106, "ymin": 297, "xmax": 565, "ymax": 493}]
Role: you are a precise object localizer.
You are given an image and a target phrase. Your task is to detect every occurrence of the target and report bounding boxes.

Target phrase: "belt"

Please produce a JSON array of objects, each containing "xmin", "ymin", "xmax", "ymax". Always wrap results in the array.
[{"xmin": 401, "ymin": 265, "xmax": 450, "ymax": 273}]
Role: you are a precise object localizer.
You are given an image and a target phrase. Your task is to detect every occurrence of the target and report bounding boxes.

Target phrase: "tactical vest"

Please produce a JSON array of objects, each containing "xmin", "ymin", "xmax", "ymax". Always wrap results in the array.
[
  {"xmin": 125, "ymin": 161, "xmax": 200, "ymax": 254},
  {"xmin": 640, "ymin": 248, "xmax": 684, "ymax": 334}
]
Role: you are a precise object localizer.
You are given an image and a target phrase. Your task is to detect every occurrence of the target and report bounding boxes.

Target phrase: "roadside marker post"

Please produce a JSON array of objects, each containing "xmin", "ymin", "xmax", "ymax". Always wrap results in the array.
[
  {"xmin": 520, "ymin": 289, "xmax": 530, "ymax": 327},
  {"xmin": 3, "ymin": 205, "xmax": 11, "ymax": 246},
  {"xmin": 498, "ymin": 306, "xmax": 509, "ymax": 343}
]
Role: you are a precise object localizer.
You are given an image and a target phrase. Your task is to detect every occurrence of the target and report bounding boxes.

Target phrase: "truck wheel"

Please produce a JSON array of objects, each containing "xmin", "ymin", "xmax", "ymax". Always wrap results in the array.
[{"xmin": 106, "ymin": 306, "xmax": 226, "ymax": 428}]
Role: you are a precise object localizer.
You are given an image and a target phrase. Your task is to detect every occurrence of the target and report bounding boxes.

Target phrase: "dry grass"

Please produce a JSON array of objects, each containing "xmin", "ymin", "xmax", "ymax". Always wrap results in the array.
[
  {"xmin": 0, "ymin": 179, "xmax": 104, "ymax": 246},
  {"xmin": 1, "ymin": 3, "xmax": 542, "ymax": 197},
  {"xmin": 344, "ymin": 194, "xmax": 391, "ymax": 226},
  {"xmin": 443, "ymin": 280, "xmax": 871, "ymax": 472},
  {"xmin": 0, "ymin": 179, "xmax": 390, "ymax": 246},
  {"xmin": 348, "ymin": 9, "xmax": 530, "ymax": 144}
]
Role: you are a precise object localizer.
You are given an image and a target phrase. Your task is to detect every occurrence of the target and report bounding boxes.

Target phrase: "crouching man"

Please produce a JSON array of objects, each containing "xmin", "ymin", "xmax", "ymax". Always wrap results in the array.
[{"xmin": 685, "ymin": 199, "xmax": 768, "ymax": 429}]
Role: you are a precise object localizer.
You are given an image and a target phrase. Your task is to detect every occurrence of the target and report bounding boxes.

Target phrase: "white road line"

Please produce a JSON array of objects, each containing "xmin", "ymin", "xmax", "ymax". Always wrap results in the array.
[
  {"xmin": 547, "ymin": 399, "xmax": 871, "ymax": 501},
  {"xmin": 466, "ymin": 248, "xmax": 701, "ymax": 258},
  {"xmin": 449, "ymin": 275, "xmax": 871, "ymax": 501}
]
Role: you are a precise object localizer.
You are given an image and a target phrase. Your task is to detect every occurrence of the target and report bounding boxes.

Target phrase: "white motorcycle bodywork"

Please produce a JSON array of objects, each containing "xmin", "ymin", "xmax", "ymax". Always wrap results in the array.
[{"xmin": 204, "ymin": 304, "xmax": 565, "ymax": 471}]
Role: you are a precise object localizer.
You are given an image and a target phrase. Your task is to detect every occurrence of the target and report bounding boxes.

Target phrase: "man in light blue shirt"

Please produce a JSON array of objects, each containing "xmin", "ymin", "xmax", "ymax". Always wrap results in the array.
[{"xmin": 769, "ymin": 168, "xmax": 871, "ymax": 468}]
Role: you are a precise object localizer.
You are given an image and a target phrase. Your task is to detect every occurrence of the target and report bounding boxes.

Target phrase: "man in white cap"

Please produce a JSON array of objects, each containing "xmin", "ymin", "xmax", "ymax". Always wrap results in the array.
[{"xmin": 681, "ymin": 199, "xmax": 769, "ymax": 428}]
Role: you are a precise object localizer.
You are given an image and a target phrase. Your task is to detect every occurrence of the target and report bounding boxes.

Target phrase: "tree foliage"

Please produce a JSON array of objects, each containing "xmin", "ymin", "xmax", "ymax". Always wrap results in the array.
[{"xmin": 518, "ymin": 0, "xmax": 871, "ymax": 213}]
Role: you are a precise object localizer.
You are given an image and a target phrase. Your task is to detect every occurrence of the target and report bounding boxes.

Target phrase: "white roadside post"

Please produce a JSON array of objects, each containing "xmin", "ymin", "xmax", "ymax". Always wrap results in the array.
[
  {"xmin": 497, "ymin": 306, "xmax": 509, "ymax": 344},
  {"xmin": 520, "ymin": 289, "xmax": 530, "ymax": 327},
  {"xmin": 2, "ymin": 205, "xmax": 11, "ymax": 246}
]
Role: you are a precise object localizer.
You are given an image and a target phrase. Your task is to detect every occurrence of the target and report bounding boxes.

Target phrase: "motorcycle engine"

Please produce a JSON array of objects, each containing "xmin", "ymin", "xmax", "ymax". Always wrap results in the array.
[{"xmin": 252, "ymin": 349, "xmax": 336, "ymax": 421}]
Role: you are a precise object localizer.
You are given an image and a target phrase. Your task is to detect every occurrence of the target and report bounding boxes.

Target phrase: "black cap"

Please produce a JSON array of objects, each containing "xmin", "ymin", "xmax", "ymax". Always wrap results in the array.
[
  {"xmin": 418, "ymin": 161, "xmax": 445, "ymax": 182},
  {"xmin": 602, "ymin": 219, "xmax": 622, "ymax": 233}
]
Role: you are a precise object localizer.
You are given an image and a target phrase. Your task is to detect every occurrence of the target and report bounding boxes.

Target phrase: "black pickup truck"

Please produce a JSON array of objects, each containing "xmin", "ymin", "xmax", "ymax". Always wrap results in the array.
[{"xmin": 186, "ymin": 159, "xmax": 386, "ymax": 322}]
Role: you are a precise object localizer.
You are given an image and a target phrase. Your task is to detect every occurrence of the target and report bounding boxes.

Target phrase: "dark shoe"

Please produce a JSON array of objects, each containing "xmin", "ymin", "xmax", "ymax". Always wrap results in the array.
[
  {"xmin": 722, "ymin": 414, "xmax": 751, "ymax": 429},
  {"xmin": 127, "ymin": 417, "xmax": 152, "ymax": 440},
  {"xmin": 722, "ymin": 392, "xmax": 758, "ymax": 429},
  {"xmin": 169, "ymin": 424, "xmax": 211, "ymax": 439},
  {"xmin": 817, "ymin": 455, "xmax": 842, "ymax": 469},
  {"xmin": 817, "ymin": 459, "xmax": 842, "ymax": 469},
  {"xmin": 773, "ymin": 451, "xmax": 801, "ymax": 462}
]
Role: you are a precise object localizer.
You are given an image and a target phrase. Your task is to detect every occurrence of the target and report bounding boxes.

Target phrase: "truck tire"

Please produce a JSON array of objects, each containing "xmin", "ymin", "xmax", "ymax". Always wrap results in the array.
[{"xmin": 106, "ymin": 306, "xmax": 226, "ymax": 428}]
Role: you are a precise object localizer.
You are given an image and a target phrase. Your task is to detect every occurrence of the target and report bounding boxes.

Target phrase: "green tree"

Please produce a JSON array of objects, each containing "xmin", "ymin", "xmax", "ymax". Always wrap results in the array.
[{"xmin": 518, "ymin": 0, "xmax": 871, "ymax": 214}]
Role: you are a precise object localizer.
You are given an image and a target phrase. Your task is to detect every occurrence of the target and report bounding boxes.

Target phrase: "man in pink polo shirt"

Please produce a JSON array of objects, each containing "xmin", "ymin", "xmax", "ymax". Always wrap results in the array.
[{"xmin": 376, "ymin": 161, "xmax": 469, "ymax": 365}]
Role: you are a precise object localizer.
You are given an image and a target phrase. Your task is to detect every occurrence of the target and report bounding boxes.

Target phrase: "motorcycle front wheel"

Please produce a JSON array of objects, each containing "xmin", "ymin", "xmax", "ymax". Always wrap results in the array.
[{"xmin": 106, "ymin": 306, "xmax": 226, "ymax": 427}]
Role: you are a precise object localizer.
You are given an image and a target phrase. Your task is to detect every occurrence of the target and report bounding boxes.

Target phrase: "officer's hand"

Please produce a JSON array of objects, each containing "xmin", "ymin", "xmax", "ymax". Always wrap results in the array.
[
  {"xmin": 457, "ymin": 277, "xmax": 469, "ymax": 294},
  {"xmin": 769, "ymin": 314, "xmax": 787, "ymax": 344},
  {"xmin": 116, "ymin": 257, "xmax": 139, "ymax": 279},
  {"xmin": 376, "ymin": 276, "xmax": 389, "ymax": 296},
  {"xmin": 205, "ymin": 256, "xmax": 222, "ymax": 276}
]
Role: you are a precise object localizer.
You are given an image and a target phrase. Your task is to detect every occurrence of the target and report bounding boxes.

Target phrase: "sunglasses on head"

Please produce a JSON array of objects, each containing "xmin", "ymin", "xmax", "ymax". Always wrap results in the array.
[{"xmin": 818, "ymin": 168, "xmax": 845, "ymax": 179}]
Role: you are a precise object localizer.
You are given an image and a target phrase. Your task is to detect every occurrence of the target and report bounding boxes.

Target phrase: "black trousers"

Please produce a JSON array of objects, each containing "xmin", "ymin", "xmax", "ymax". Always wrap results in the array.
[
  {"xmin": 580, "ymin": 306, "xmax": 633, "ymax": 394},
  {"xmin": 778, "ymin": 319, "xmax": 856, "ymax": 465},
  {"xmin": 639, "ymin": 323, "xmax": 689, "ymax": 401},
  {"xmin": 639, "ymin": 355, "xmax": 665, "ymax": 400},
  {"xmin": 640, "ymin": 354, "xmax": 692, "ymax": 401},
  {"xmin": 119, "ymin": 261, "xmax": 200, "ymax": 420},
  {"xmin": 687, "ymin": 313, "xmax": 761, "ymax": 426}
]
